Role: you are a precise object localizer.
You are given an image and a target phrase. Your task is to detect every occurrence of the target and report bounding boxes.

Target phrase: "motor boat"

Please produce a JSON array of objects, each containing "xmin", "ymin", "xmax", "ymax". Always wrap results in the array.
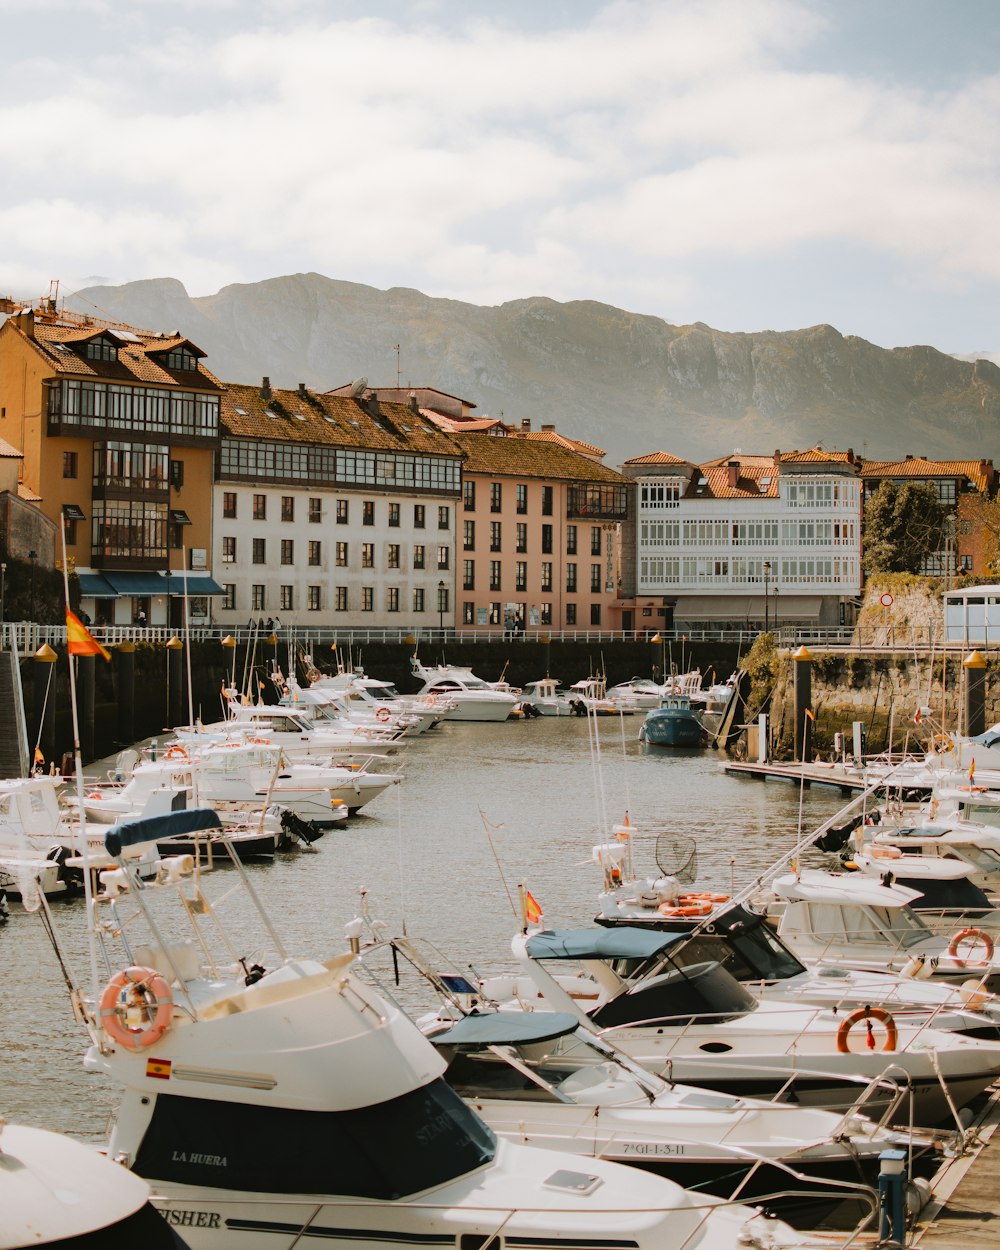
[
  {"xmin": 410, "ymin": 659, "xmax": 519, "ymax": 721},
  {"xmin": 2, "ymin": 1119, "xmax": 191, "ymax": 1248},
  {"xmin": 303, "ymin": 668, "xmax": 452, "ymax": 731},
  {"xmin": 638, "ymin": 694, "xmax": 705, "ymax": 747},
  {"xmin": 519, "ymin": 678, "xmax": 577, "ymax": 716},
  {"xmin": 54, "ymin": 810, "xmax": 805, "ymax": 1250},
  {"xmin": 565, "ymin": 677, "xmax": 632, "ymax": 716},
  {"xmin": 851, "ymin": 849, "xmax": 1000, "ymax": 933}
]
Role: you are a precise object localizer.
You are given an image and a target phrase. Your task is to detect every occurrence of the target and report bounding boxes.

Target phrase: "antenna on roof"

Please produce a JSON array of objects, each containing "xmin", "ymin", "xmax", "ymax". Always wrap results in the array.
[
  {"xmin": 393, "ymin": 344, "xmax": 400, "ymax": 389},
  {"xmin": 348, "ymin": 377, "xmax": 368, "ymax": 399}
]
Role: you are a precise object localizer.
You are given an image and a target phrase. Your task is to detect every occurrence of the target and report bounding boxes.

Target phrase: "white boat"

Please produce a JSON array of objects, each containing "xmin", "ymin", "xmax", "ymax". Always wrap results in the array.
[
  {"xmin": 61, "ymin": 811, "xmax": 805, "ymax": 1250},
  {"xmin": 566, "ymin": 677, "xmax": 633, "ymax": 716},
  {"xmin": 303, "ymin": 668, "xmax": 451, "ymax": 732},
  {"xmin": 410, "ymin": 658, "xmax": 519, "ymax": 721},
  {"xmin": 519, "ymin": 677, "xmax": 577, "ymax": 716},
  {"xmin": 3, "ymin": 1119, "xmax": 191, "ymax": 1248}
]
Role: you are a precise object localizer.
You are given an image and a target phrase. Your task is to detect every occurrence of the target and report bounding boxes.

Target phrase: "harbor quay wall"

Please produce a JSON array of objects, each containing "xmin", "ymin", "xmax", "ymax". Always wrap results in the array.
[{"xmin": 18, "ymin": 638, "xmax": 747, "ymax": 764}]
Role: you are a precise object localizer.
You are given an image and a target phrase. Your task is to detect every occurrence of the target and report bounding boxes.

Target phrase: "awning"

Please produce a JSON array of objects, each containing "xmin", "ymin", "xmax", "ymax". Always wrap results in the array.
[
  {"xmin": 77, "ymin": 572, "xmax": 117, "ymax": 599},
  {"xmin": 525, "ymin": 927, "xmax": 684, "ymax": 961},
  {"xmin": 163, "ymin": 574, "xmax": 226, "ymax": 596},
  {"xmin": 673, "ymin": 595, "xmax": 824, "ymax": 622},
  {"xmin": 429, "ymin": 1011, "xmax": 580, "ymax": 1048},
  {"xmin": 103, "ymin": 572, "xmax": 170, "ymax": 596}
]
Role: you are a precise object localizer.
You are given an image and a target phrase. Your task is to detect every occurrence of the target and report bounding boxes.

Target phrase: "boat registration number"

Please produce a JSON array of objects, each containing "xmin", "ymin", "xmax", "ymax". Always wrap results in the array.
[{"xmin": 621, "ymin": 1143, "xmax": 687, "ymax": 1156}]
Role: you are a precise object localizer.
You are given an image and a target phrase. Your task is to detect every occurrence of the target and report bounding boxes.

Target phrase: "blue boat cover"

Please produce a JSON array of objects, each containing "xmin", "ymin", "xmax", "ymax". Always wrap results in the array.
[
  {"xmin": 105, "ymin": 807, "xmax": 221, "ymax": 856},
  {"xmin": 430, "ymin": 1011, "xmax": 580, "ymax": 1047},
  {"xmin": 525, "ymin": 927, "xmax": 684, "ymax": 961}
]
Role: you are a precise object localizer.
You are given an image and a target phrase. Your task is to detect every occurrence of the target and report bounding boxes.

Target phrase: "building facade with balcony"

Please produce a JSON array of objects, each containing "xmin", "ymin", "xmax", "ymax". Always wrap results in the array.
[
  {"xmin": 619, "ymin": 448, "xmax": 862, "ymax": 630},
  {"xmin": 448, "ymin": 432, "xmax": 629, "ymax": 632},
  {"xmin": 0, "ymin": 305, "xmax": 221, "ymax": 625},
  {"xmin": 213, "ymin": 383, "xmax": 463, "ymax": 629}
]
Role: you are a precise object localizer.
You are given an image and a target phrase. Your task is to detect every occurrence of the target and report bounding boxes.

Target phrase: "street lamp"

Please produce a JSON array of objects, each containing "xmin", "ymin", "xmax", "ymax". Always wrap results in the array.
[
  {"xmin": 763, "ymin": 560, "xmax": 771, "ymax": 633},
  {"xmin": 221, "ymin": 633, "xmax": 237, "ymax": 693},
  {"xmin": 650, "ymin": 631, "xmax": 665, "ymax": 683},
  {"xmin": 437, "ymin": 580, "xmax": 447, "ymax": 632}
]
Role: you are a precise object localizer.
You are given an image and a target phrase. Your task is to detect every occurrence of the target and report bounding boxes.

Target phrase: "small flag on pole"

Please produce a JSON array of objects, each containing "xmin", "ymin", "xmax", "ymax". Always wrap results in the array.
[
  {"xmin": 970, "ymin": 758, "xmax": 976, "ymax": 785},
  {"xmin": 524, "ymin": 890, "xmax": 543, "ymax": 927},
  {"xmin": 804, "ymin": 707, "xmax": 815, "ymax": 722},
  {"xmin": 33, "ymin": 746, "xmax": 44, "ymax": 765},
  {"xmin": 914, "ymin": 707, "xmax": 923, "ymax": 726},
  {"xmin": 66, "ymin": 608, "xmax": 110, "ymax": 661}
]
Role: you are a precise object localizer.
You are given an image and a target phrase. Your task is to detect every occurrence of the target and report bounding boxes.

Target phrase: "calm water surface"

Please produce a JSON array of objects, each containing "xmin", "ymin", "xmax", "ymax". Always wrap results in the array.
[{"xmin": 1, "ymin": 717, "xmax": 849, "ymax": 1137}]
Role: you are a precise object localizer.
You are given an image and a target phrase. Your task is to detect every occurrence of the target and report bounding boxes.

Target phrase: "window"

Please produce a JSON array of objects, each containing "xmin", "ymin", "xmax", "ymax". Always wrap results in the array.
[
  {"xmin": 280, "ymin": 585, "xmax": 293, "ymax": 611},
  {"xmin": 223, "ymin": 491, "xmax": 237, "ymax": 519},
  {"xmin": 308, "ymin": 540, "xmax": 321, "ymax": 566},
  {"xmin": 591, "ymin": 527, "xmax": 602, "ymax": 556},
  {"xmin": 413, "ymin": 587, "xmax": 425, "ymax": 612},
  {"xmin": 253, "ymin": 494, "xmax": 266, "ymax": 520},
  {"xmin": 335, "ymin": 586, "xmax": 348, "ymax": 611},
  {"xmin": 362, "ymin": 543, "xmax": 374, "ymax": 568},
  {"xmin": 541, "ymin": 524, "xmax": 553, "ymax": 554},
  {"xmin": 336, "ymin": 499, "xmax": 349, "ymax": 524},
  {"xmin": 414, "ymin": 504, "xmax": 425, "ymax": 529},
  {"xmin": 566, "ymin": 525, "xmax": 577, "ymax": 555},
  {"xmin": 464, "ymin": 480, "xmax": 476, "ymax": 511},
  {"xmin": 387, "ymin": 587, "xmax": 400, "ymax": 613},
  {"xmin": 542, "ymin": 485, "xmax": 553, "ymax": 516},
  {"xmin": 413, "ymin": 544, "xmax": 425, "ymax": 569},
  {"xmin": 515, "ymin": 523, "xmax": 527, "ymax": 553},
  {"xmin": 363, "ymin": 500, "xmax": 375, "ymax": 526},
  {"xmin": 566, "ymin": 602, "xmax": 577, "ymax": 625},
  {"xmin": 591, "ymin": 563, "xmax": 602, "ymax": 592},
  {"xmin": 389, "ymin": 502, "xmax": 400, "ymax": 527},
  {"xmin": 252, "ymin": 538, "xmax": 266, "ymax": 564},
  {"xmin": 490, "ymin": 560, "xmax": 502, "ymax": 591},
  {"xmin": 63, "ymin": 451, "xmax": 77, "ymax": 478},
  {"xmin": 64, "ymin": 519, "xmax": 77, "ymax": 544},
  {"xmin": 222, "ymin": 584, "xmax": 236, "ymax": 611},
  {"xmin": 170, "ymin": 459, "xmax": 184, "ymax": 489},
  {"xmin": 515, "ymin": 561, "xmax": 527, "ymax": 592},
  {"xmin": 590, "ymin": 603, "xmax": 601, "ymax": 626},
  {"xmin": 490, "ymin": 483, "xmax": 502, "ymax": 513},
  {"xmin": 85, "ymin": 337, "xmax": 117, "ymax": 362},
  {"xmin": 438, "ymin": 505, "xmax": 450, "ymax": 530},
  {"xmin": 222, "ymin": 536, "xmax": 236, "ymax": 563},
  {"xmin": 437, "ymin": 545, "xmax": 450, "ymax": 570},
  {"xmin": 252, "ymin": 584, "xmax": 265, "ymax": 611},
  {"xmin": 463, "ymin": 601, "xmax": 475, "ymax": 624},
  {"xmin": 281, "ymin": 539, "xmax": 294, "ymax": 565},
  {"xmin": 281, "ymin": 496, "xmax": 294, "ymax": 522},
  {"xmin": 490, "ymin": 522, "xmax": 502, "ymax": 552},
  {"xmin": 361, "ymin": 587, "xmax": 373, "ymax": 612},
  {"xmin": 336, "ymin": 541, "xmax": 348, "ymax": 566},
  {"xmin": 463, "ymin": 520, "xmax": 475, "ymax": 550},
  {"xmin": 463, "ymin": 560, "xmax": 475, "ymax": 590},
  {"xmin": 566, "ymin": 563, "xmax": 577, "ymax": 592},
  {"xmin": 539, "ymin": 602, "xmax": 552, "ymax": 625},
  {"xmin": 541, "ymin": 561, "xmax": 553, "ymax": 592},
  {"xmin": 308, "ymin": 586, "xmax": 321, "ymax": 611},
  {"xmin": 516, "ymin": 483, "xmax": 527, "ymax": 514},
  {"xmin": 165, "ymin": 346, "xmax": 198, "ymax": 371},
  {"xmin": 309, "ymin": 497, "xmax": 322, "ymax": 523},
  {"xmin": 388, "ymin": 543, "xmax": 401, "ymax": 569}
]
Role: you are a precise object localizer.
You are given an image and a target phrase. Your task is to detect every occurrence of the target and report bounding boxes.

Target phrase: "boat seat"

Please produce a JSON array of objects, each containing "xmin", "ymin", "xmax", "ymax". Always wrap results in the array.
[{"xmin": 134, "ymin": 941, "xmax": 202, "ymax": 984}]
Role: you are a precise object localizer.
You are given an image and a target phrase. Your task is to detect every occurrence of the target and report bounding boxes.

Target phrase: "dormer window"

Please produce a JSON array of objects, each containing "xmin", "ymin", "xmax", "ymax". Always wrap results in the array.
[
  {"xmin": 165, "ymin": 347, "xmax": 198, "ymax": 372},
  {"xmin": 85, "ymin": 338, "xmax": 118, "ymax": 362}
]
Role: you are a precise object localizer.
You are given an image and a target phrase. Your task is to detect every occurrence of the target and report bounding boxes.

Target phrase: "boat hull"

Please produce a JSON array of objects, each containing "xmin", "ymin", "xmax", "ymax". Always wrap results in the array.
[{"xmin": 639, "ymin": 711, "xmax": 704, "ymax": 746}]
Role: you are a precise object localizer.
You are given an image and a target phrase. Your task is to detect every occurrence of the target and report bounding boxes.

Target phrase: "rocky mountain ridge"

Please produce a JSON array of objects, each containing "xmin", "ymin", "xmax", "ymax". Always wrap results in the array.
[{"xmin": 68, "ymin": 273, "xmax": 1000, "ymax": 466}]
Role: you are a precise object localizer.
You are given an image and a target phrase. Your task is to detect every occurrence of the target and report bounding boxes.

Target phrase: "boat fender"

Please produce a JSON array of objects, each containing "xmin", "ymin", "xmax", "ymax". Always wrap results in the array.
[
  {"xmin": 836, "ymin": 1005, "xmax": 898, "ymax": 1054},
  {"xmin": 948, "ymin": 927, "xmax": 994, "ymax": 968},
  {"xmin": 959, "ymin": 978, "xmax": 992, "ymax": 1009},
  {"xmin": 100, "ymin": 965, "xmax": 174, "ymax": 1051}
]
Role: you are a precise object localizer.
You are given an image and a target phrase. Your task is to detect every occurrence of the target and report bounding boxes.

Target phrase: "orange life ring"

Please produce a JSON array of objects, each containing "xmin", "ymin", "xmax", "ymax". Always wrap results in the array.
[
  {"xmin": 376, "ymin": 707, "xmax": 392, "ymax": 723},
  {"xmin": 681, "ymin": 892, "xmax": 730, "ymax": 904},
  {"xmin": 658, "ymin": 900, "xmax": 713, "ymax": 918},
  {"xmin": 165, "ymin": 746, "xmax": 189, "ymax": 761},
  {"xmin": 869, "ymin": 845, "xmax": 902, "ymax": 860},
  {"xmin": 948, "ymin": 927, "xmax": 995, "ymax": 968},
  {"xmin": 87, "ymin": 791, "xmax": 102, "ymax": 800},
  {"xmin": 959, "ymin": 785, "xmax": 988, "ymax": 793},
  {"xmin": 836, "ymin": 1006, "xmax": 898, "ymax": 1054},
  {"xmin": 247, "ymin": 736, "xmax": 269, "ymax": 744},
  {"xmin": 306, "ymin": 667, "xmax": 321, "ymax": 683},
  {"xmin": 99, "ymin": 965, "xmax": 174, "ymax": 1051}
]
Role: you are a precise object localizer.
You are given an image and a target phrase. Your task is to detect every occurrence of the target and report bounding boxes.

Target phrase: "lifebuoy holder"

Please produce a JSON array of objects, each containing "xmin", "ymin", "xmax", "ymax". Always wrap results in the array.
[
  {"xmin": 836, "ymin": 1005, "xmax": 898, "ymax": 1054},
  {"xmin": 948, "ymin": 927, "xmax": 995, "ymax": 968},
  {"xmin": 100, "ymin": 965, "xmax": 174, "ymax": 1051}
]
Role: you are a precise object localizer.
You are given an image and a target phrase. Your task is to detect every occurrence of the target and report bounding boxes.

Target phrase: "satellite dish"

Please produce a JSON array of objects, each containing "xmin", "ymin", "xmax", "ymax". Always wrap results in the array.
[{"xmin": 348, "ymin": 377, "xmax": 368, "ymax": 398}]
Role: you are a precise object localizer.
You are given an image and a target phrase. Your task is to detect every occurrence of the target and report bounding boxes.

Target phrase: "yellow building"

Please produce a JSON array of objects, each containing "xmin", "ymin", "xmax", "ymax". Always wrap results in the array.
[{"xmin": 0, "ymin": 302, "xmax": 221, "ymax": 625}]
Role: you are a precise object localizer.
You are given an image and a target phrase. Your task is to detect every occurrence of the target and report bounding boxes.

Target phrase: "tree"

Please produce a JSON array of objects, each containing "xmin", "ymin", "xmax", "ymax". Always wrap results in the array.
[{"xmin": 862, "ymin": 481, "xmax": 947, "ymax": 575}]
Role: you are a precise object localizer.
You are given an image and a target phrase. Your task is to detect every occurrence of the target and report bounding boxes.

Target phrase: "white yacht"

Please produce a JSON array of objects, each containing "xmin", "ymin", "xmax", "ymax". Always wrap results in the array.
[
  {"xmin": 410, "ymin": 659, "xmax": 519, "ymax": 721},
  {"xmin": 519, "ymin": 677, "xmax": 577, "ymax": 716},
  {"xmin": 60, "ymin": 812, "xmax": 805, "ymax": 1250}
]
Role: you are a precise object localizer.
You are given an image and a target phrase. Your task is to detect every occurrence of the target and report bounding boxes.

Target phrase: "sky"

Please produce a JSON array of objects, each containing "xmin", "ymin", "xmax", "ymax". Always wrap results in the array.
[{"xmin": 2, "ymin": 0, "xmax": 999, "ymax": 356}]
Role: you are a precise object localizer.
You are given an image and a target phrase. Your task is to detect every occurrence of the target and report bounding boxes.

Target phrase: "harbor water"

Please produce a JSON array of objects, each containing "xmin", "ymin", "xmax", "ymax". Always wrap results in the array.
[{"xmin": 1, "ymin": 717, "xmax": 848, "ymax": 1138}]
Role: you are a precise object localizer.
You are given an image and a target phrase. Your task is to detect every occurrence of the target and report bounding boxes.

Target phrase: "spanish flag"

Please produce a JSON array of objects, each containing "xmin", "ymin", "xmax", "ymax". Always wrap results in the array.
[
  {"xmin": 66, "ymin": 608, "xmax": 110, "ymax": 661},
  {"xmin": 524, "ymin": 889, "xmax": 543, "ymax": 927},
  {"xmin": 33, "ymin": 746, "xmax": 44, "ymax": 765},
  {"xmin": 970, "ymin": 758, "xmax": 976, "ymax": 785}
]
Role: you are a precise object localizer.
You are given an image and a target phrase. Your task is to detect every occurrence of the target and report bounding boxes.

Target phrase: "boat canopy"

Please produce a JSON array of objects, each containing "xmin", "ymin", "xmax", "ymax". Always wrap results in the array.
[
  {"xmin": 429, "ymin": 1011, "xmax": 580, "ymax": 1048},
  {"xmin": 969, "ymin": 730, "xmax": 1000, "ymax": 748},
  {"xmin": 772, "ymin": 869, "xmax": 923, "ymax": 908},
  {"xmin": 105, "ymin": 808, "xmax": 220, "ymax": 856},
  {"xmin": 526, "ymin": 927, "xmax": 685, "ymax": 961}
]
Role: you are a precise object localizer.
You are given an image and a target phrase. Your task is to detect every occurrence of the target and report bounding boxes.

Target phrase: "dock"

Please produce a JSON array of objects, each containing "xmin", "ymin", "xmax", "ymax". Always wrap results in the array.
[
  {"xmin": 724, "ymin": 759, "xmax": 864, "ymax": 794},
  {"xmin": 913, "ymin": 1093, "xmax": 1000, "ymax": 1249}
]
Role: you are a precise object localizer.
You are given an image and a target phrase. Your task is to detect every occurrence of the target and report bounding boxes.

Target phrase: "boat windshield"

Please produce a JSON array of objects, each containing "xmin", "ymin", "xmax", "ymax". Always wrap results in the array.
[
  {"xmin": 366, "ymin": 684, "xmax": 399, "ymax": 699},
  {"xmin": 961, "ymin": 803, "xmax": 1000, "ymax": 828},
  {"xmin": 898, "ymin": 876, "xmax": 992, "ymax": 911},
  {"xmin": 590, "ymin": 960, "xmax": 757, "ymax": 1029},
  {"xmin": 663, "ymin": 922, "xmax": 806, "ymax": 982}
]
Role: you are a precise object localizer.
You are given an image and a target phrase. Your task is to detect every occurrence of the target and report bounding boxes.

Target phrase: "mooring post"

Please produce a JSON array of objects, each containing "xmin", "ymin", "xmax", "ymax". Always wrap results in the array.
[
  {"xmin": 964, "ymin": 649, "xmax": 987, "ymax": 739},
  {"xmin": 793, "ymin": 644, "xmax": 813, "ymax": 762},
  {"xmin": 877, "ymin": 1148, "xmax": 907, "ymax": 1245},
  {"xmin": 117, "ymin": 641, "xmax": 136, "ymax": 745}
]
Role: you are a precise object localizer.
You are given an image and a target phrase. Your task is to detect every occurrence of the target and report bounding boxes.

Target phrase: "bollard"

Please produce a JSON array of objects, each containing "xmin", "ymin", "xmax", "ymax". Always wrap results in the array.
[
  {"xmin": 964, "ymin": 650, "xmax": 987, "ymax": 739},
  {"xmin": 793, "ymin": 645, "xmax": 813, "ymax": 763},
  {"xmin": 116, "ymin": 641, "xmax": 136, "ymax": 745},
  {"xmin": 878, "ymin": 1148, "xmax": 907, "ymax": 1245}
]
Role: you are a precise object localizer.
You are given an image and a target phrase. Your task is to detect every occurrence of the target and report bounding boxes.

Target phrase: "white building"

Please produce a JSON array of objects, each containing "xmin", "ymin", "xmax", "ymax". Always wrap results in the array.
[
  {"xmin": 212, "ymin": 382, "xmax": 462, "ymax": 628},
  {"xmin": 620, "ymin": 448, "xmax": 862, "ymax": 630}
]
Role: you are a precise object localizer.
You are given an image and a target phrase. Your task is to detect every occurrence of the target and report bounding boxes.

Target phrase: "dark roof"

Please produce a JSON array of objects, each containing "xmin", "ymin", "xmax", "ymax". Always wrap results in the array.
[{"xmin": 449, "ymin": 433, "xmax": 628, "ymax": 484}]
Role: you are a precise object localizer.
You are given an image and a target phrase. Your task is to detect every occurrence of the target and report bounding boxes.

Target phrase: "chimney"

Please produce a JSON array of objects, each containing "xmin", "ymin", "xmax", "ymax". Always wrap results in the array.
[
  {"xmin": 365, "ymin": 391, "xmax": 380, "ymax": 416},
  {"xmin": 905, "ymin": 454, "xmax": 913, "ymax": 460},
  {"xmin": 521, "ymin": 418, "xmax": 531, "ymax": 432},
  {"xmin": 847, "ymin": 448, "xmax": 854, "ymax": 465},
  {"xmin": 727, "ymin": 459, "xmax": 739, "ymax": 487},
  {"xmin": 773, "ymin": 448, "xmax": 781, "ymax": 466},
  {"xmin": 298, "ymin": 382, "xmax": 308, "ymax": 398},
  {"xmin": 541, "ymin": 423, "xmax": 555, "ymax": 433},
  {"xmin": 408, "ymin": 392, "xmax": 419, "ymax": 412},
  {"xmin": 261, "ymin": 376, "xmax": 272, "ymax": 401}
]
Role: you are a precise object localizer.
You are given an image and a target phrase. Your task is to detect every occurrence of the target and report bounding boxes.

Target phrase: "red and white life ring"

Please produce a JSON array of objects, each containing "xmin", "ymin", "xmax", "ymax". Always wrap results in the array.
[
  {"xmin": 948, "ymin": 927, "xmax": 995, "ymax": 968},
  {"xmin": 376, "ymin": 706, "xmax": 392, "ymax": 723},
  {"xmin": 99, "ymin": 965, "xmax": 174, "ymax": 1051}
]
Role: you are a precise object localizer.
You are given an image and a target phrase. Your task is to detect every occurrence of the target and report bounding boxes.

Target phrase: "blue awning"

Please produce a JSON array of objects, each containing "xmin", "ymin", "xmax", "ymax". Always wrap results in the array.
[
  {"xmin": 525, "ymin": 928, "xmax": 685, "ymax": 961},
  {"xmin": 77, "ymin": 572, "xmax": 117, "ymax": 598},
  {"xmin": 163, "ymin": 574, "xmax": 226, "ymax": 596},
  {"xmin": 429, "ymin": 1011, "xmax": 580, "ymax": 1048},
  {"xmin": 103, "ymin": 571, "xmax": 170, "ymax": 595},
  {"xmin": 105, "ymin": 808, "xmax": 221, "ymax": 856}
]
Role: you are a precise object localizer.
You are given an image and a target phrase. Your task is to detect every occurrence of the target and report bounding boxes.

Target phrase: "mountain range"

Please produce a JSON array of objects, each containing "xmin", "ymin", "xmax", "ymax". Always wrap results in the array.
[{"xmin": 68, "ymin": 273, "xmax": 1000, "ymax": 467}]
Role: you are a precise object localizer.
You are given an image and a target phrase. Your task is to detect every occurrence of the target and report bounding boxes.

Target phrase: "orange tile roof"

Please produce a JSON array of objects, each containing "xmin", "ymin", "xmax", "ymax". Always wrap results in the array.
[
  {"xmin": 695, "ymin": 465, "xmax": 779, "ymax": 499},
  {"xmin": 17, "ymin": 482, "xmax": 42, "ymax": 502},
  {"xmin": 862, "ymin": 458, "xmax": 994, "ymax": 491},
  {"xmin": 449, "ymin": 432, "xmax": 628, "ymax": 484},
  {"xmin": 623, "ymin": 451, "xmax": 691, "ymax": 466},
  {"xmin": 524, "ymin": 430, "xmax": 606, "ymax": 457},
  {"xmin": 780, "ymin": 447, "xmax": 855, "ymax": 464},
  {"xmin": 0, "ymin": 437, "xmax": 22, "ymax": 458}
]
